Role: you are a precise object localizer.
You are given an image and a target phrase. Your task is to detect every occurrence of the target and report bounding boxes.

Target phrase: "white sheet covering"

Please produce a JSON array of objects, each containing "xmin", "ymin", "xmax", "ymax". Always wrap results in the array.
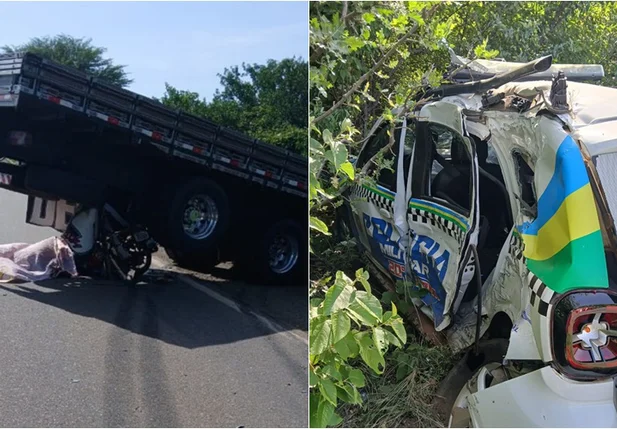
[{"xmin": 0, "ymin": 237, "xmax": 77, "ymax": 283}]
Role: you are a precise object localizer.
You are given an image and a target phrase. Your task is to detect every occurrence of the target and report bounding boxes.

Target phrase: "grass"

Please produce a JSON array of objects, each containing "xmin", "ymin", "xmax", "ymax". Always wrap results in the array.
[{"xmin": 338, "ymin": 341, "xmax": 459, "ymax": 428}]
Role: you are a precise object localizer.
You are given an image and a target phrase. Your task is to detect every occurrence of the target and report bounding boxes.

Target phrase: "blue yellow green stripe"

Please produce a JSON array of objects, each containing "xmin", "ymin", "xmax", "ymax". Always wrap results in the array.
[
  {"xmin": 362, "ymin": 184, "xmax": 394, "ymax": 201},
  {"xmin": 526, "ymin": 231, "xmax": 607, "ymax": 291},
  {"xmin": 522, "ymin": 184, "xmax": 599, "ymax": 261},
  {"xmin": 520, "ymin": 135, "xmax": 608, "ymax": 293},
  {"xmin": 524, "ymin": 136, "xmax": 590, "ymax": 235}
]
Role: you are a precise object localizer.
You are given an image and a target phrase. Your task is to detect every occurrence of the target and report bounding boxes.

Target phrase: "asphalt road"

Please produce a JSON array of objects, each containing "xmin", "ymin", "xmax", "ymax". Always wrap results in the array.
[{"xmin": 0, "ymin": 190, "xmax": 308, "ymax": 427}]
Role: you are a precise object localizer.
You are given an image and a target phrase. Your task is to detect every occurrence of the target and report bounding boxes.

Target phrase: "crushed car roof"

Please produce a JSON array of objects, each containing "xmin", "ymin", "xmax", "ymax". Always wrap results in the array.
[{"xmin": 438, "ymin": 80, "xmax": 617, "ymax": 157}]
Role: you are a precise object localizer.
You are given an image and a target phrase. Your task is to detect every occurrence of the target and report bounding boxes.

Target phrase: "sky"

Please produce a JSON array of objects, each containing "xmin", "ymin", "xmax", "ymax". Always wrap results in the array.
[{"xmin": 1, "ymin": 1, "xmax": 308, "ymax": 100}]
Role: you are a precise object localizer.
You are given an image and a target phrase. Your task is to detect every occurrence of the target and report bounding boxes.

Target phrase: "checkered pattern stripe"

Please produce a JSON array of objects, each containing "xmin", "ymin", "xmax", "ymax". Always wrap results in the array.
[
  {"xmin": 351, "ymin": 185, "xmax": 394, "ymax": 210},
  {"xmin": 527, "ymin": 272, "xmax": 555, "ymax": 317},
  {"xmin": 409, "ymin": 207, "xmax": 466, "ymax": 246},
  {"xmin": 508, "ymin": 230, "xmax": 557, "ymax": 318},
  {"xmin": 352, "ymin": 185, "xmax": 465, "ymax": 244}
]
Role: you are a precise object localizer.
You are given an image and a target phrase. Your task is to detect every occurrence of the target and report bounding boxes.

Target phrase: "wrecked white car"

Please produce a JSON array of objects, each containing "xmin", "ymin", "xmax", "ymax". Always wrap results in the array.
[{"xmin": 340, "ymin": 54, "xmax": 617, "ymax": 427}]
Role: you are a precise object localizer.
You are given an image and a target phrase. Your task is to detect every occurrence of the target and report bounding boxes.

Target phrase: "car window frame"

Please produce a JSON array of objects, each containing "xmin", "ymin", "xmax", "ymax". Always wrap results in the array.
[{"xmin": 410, "ymin": 121, "xmax": 474, "ymax": 217}]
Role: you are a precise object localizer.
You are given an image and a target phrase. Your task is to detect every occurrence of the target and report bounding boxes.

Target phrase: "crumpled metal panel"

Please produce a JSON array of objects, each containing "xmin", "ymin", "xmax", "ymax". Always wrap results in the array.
[{"xmin": 595, "ymin": 152, "xmax": 617, "ymax": 227}]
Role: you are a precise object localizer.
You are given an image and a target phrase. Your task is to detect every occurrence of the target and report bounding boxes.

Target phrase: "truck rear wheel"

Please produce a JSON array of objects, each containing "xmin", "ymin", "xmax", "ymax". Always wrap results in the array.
[
  {"xmin": 238, "ymin": 219, "xmax": 306, "ymax": 285},
  {"xmin": 165, "ymin": 179, "xmax": 230, "ymax": 254}
]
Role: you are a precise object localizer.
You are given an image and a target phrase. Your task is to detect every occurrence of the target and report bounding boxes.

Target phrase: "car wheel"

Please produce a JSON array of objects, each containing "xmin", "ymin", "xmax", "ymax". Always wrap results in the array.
[{"xmin": 432, "ymin": 339, "xmax": 509, "ymax": 427}]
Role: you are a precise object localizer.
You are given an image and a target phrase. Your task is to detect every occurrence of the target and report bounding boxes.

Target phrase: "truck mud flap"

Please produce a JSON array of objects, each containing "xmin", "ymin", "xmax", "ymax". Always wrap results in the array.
[{"xmin": 26, "ymin": 196, "xmax": 77, "ymax": 232}]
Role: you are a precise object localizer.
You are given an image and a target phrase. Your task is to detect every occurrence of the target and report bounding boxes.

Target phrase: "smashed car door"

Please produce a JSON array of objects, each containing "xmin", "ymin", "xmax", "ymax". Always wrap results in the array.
[
  {"xmin": 348, "ymin": 122, "xmax": 415, "ymax": 281},
  {"xmin": 406, "ymin": 102, "xmax": 480, "ymax": 330}
]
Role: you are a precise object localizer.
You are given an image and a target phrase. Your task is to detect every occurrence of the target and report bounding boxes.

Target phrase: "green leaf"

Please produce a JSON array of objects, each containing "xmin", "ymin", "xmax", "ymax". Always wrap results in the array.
[
  {"xmin": 328, "ymin": 412, "xmax": 343, "ymax": 427},
  {"xmin": 321, "ymin": 364, "xmax": 342, "ymax": 381},
  {"xmin": 340, "ymin": 117, "xmax": 354, "ymax": 134},
  {"xmin": 309, "ymin": 392, "xmax": 321, "ymax": 428},
  {"xmin": 310, "ymin": 216, "xmax": 330, "ymax": 235},
  {"xmin": 310, "ymin": 137, "xmax": 324, "ymax": 155},
  {"xmin": 341, "ymin": 383, "xmax": 362, "ymax": 405},
  {"xmin": 387, "ymin": 58, "xmax": 399, "ymax": 69},
  {"xmin": 355, "ymin": 268, "xmax": 371, "ymax": 294},
  {"xmin": 336, "ymin": 384, "xmax": 354, "ymax": 403},
  {"xmin": 363, "ymin": 12, "xmax": 375, "ymax": 23},
  {"xmin": 382, "ymin": 310, "xmax": 392, "ymax": 323},
  {"xmin": 356, "ymin": 332, "xmax": 386, "ymax": 374},
  {"xmin": 334, "ymin": 331, "xmax": 359, "ymax": 360},
  {"xmin": 346, "ymin": 36, "xmax": 365, "ymax": 52},
  {"xmin": 319, "ymin": 378, "xmax": 338, "ymax": 406},
  {"xmin": 381, "ymin": 291, "xmax": 395, "ymax": 305},
  {"xmin": 331, "ymin": 310, "xmax": 351, "ymax": 344},
  {"xmin": 382, "ymin": 327, "xmax": 402, "ymax": 348},
  {"xmin": 348, "ymin": 368, "xmax": 366, "ymax": 388},
  {"xmin": 363, "ymin": 92, "xmax": 376, "ymax": 102},
  {"xmin": 473, "ymin": 38, "xmax": 500, "ymax": 60},
  {"xmin": 390, "ymin": 317, "xmax": 407, "ymax": 345},
  {"xmin": 315, "ymin": 398, "xmax": 334, "ymax": 428},
  {"xmin": 348, "ymin": 291, "xmax": 382, "ymax": 326},
  {"xmin": 373, "ymin": 326, "xmax": 387, "ymax": 352},
  {"xmin": 309, "ymin": 368, "xmax": 318, "ymax": 387},
  {"xmin": 391, "ymin": 15, "xmax": 408, "ymax": 27},
  {"xmin": 322, "ymin": 129, "xmax": 334, "ymax": 145},
  {"xmin": 391, "ymin": 301, "xmax": 398, "ymax": 317},
  {"xmin": 323, "ymin": 274, "xmax": 356, "ymax": 315},
  {"xmin": 339, "ymin": 161, "xmax": 355, "ymax": 180},
  {"xmin": 310, "ymin": 316, "xmax": 332, "ymax": 355},
  {"xmin": 330, "ymin": 140, "xmax": 348, "ymax": 170}
]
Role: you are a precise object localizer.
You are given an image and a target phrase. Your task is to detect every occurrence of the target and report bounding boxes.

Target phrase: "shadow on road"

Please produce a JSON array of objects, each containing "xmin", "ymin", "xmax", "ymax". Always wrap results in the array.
[
  {"xmin": 180, "ymin": 265, "xmax": 309, "ymax": 332},
  {"xmin": 0, "ymin": 270, "xmax": 306, "ymax": 350}
]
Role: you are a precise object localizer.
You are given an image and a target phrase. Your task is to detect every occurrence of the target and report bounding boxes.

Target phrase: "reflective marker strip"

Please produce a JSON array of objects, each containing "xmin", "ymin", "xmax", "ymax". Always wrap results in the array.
[
  {"xmin": 215, "ymin": 156, "xmax": 241, "ymax": 167},
  {"xmin": 254, "ymin": 168, "xmax": 275, "ymax": 178},
  {"xmin": 89, "ymin": 111, "xmax": 124, "ymax": 126},
  {"xmin": 286, "ymin": 179, "xmax": 306, "ymax": 189}
]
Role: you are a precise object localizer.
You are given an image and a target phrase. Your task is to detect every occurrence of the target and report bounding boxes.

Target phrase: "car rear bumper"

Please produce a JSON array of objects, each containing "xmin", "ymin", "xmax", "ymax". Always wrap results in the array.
[{"xmin": 468, "ymin": 366, "xmax": 617, "ymax": 427}]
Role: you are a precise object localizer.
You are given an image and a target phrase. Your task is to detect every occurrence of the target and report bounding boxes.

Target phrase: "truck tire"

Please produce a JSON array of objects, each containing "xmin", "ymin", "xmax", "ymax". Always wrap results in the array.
[
  {"xmin": 165, "ymin": 178, "xmax": 230, "ymax": 254},
  {"xmin": 238, "ymin": 219, "xmax": 306, "ymax": 285}
]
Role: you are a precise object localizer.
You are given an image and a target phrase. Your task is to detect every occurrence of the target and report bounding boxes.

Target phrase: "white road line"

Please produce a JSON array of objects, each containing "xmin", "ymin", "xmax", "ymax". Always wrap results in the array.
[{"xmin": 177, "ymin": 274, "xmax": 308, "ymax": 345}]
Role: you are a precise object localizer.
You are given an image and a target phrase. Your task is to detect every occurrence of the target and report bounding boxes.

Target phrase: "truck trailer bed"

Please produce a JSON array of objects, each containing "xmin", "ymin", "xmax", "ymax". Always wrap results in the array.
[{"xmin": 0, "ymin": 53, "xmax": 307, "ymax": 198}]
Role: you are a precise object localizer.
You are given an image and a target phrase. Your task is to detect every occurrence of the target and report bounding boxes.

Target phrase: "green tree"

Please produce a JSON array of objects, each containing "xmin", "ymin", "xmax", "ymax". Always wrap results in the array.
[
  {"xmin": 308, "ymin": 2, "xmax": 450, "ymax": 426},
  {"xmin": 441, "ymin": 1, "xmax": 617, "ymax": 84},
  {"xmin": 161, "ymin": 57, "xmax": 308, "ymax": 155},
  {"xmin": 2, "ymin": 34, "xmax": 133, "ymax": 87}
]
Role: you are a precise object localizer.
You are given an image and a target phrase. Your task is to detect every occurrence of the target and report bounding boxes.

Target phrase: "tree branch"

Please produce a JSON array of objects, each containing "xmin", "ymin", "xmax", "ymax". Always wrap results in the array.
[
  {"xmin": 341, "ymin": 1, "xmax": 349, "ymax": 23},
  {"xmin": 312, "ymin": 20, "xmax": 420, "ymax": 126}
]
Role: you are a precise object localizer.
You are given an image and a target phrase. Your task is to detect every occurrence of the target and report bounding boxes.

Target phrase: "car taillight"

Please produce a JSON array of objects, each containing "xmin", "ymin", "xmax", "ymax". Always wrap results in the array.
[{"xmin": 552, "ymin": 290, "xmax": 617, "ymax": 381}]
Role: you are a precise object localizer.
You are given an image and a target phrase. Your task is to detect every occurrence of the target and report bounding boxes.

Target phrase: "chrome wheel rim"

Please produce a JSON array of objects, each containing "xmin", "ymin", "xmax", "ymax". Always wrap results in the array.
[
  {"xmin": 269, "ymin": 232, "xmax": 299, "ymax": 274},
  {"xmin": 182, "ymin": 195, "xmax": 218, "ymax": 240}
]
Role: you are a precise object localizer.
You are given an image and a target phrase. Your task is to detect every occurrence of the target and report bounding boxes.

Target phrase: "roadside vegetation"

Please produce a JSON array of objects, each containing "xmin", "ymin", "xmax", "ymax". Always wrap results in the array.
[{"xmin": 308, "ymin": 1, "xmax": 617, "ymax": 427}]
